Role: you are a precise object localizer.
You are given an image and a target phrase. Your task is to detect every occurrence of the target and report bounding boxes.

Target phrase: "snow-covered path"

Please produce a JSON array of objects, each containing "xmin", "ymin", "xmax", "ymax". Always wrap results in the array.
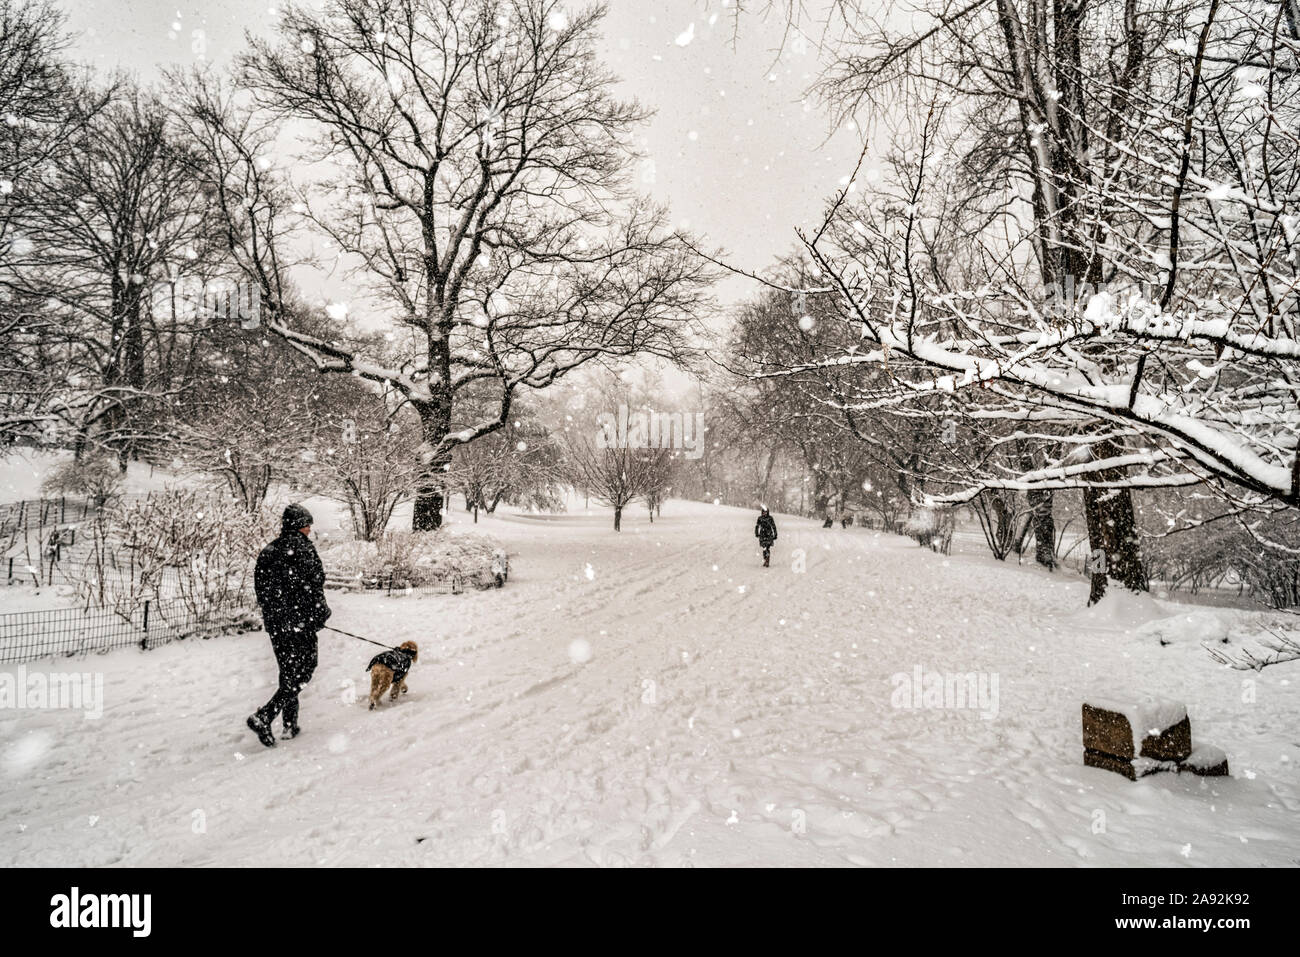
[{"xmin": 1, "ymin": 501, "xmax": 1297, "ymax": 866}]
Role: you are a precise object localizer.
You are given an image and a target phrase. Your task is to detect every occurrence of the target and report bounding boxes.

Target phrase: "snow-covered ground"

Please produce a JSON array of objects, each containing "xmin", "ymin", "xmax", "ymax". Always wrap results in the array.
[{"xmin": 1, "ymin": 498, "xmax": 1297, "ymax": 867}]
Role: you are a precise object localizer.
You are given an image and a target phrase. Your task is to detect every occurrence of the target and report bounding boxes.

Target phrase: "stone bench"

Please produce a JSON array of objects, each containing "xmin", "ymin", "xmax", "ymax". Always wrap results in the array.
[{"xmin": 1082, "ymin": 696, "xmax": 1228, "ymax": 780}]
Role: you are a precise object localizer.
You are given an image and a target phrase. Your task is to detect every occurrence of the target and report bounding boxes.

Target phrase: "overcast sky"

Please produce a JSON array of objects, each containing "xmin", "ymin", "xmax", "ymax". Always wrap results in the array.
[{"xmin": 60, "ymin": 0, "xmax": 864, "ymax": 311}]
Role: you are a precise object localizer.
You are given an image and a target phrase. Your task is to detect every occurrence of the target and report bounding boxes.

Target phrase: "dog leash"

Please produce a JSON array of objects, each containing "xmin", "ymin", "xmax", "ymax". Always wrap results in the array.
[{"xmin": 322, "ymin": 625, "xmax": 404, "ymax": 652}]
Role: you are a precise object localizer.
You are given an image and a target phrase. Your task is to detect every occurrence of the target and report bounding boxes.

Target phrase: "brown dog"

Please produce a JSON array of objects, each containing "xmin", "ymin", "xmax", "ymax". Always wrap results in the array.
[{"xmin": 367, "ymin": 641, "xmax": 419, "ymax": 710}]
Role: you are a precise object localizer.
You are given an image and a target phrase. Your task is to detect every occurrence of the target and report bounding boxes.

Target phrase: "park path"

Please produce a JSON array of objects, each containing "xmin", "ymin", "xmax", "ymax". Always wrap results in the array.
[{"xmin": 0, "ymin": 501, "xmax": 1296, "ymax": 866}]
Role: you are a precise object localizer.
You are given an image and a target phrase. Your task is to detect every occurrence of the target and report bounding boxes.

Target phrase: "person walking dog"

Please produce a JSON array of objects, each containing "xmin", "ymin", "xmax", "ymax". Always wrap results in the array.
[{"xmin": 246, "ymin": 503, "xmax": 331, "ymax": 747}]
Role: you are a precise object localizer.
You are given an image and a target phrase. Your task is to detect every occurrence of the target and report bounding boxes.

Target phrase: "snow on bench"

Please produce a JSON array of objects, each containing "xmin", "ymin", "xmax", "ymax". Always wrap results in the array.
[
  {"xmin": 1081, "ymin": 696, "xmax": 1228, "ymax": 780},
  {"xmin": 1083, "ymin": 695, "xmax": 1190, "ymax": 760},
  {"xmin": 1179, "ymin": 744, "xmax": 1229, "ymax": 778}
]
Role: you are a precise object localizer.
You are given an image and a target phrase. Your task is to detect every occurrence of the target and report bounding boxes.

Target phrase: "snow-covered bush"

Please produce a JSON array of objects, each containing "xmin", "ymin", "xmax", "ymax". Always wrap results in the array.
[
  {"xmin": 40, "ymin": 455, "xmax": 123, "ymax": 509},
  {"xmin": 903, "ymin": 507, "xmax": 954, "ymax": 554},
  {"xmin": 318, "ymin": 528, "xmax": 505, "ymax": 591},
  {"xmin": 1207, "ymin": 621, "xmax": 1300, "ymax": 671},
  {"xmin": 69, "ymin": 488, "xmax": 268, "ymax": 625}
]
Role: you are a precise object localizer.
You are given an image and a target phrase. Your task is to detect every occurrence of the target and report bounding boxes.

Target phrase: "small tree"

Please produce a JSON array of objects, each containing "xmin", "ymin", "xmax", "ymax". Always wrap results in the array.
[
  {"xmin": 311, "ymin": 399, "xmax": 420, "ymax": 542},
  {"xmin": 640, "ymin": 447, "xmax": 675, "ymax": 522},
  {"xmin": 566, "ymin": 437, "xmax": 656, "ymax": 532},
  {"xmin": 41, "ymin": 454, "xmax": 123, "ymax": 509},
  {"xmin": 970, "ymin": 490, "xmax": 1032, "ymax": 562},
  {"xmin": 449, "ymin": 411, "xmax": 561, "ymax": 521}
]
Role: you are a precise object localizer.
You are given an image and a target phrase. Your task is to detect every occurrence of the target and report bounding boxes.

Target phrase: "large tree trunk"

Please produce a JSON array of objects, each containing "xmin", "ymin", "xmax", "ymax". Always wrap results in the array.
[
  {"xmin": 613, "ymin": 505, "xmax": 622, "ymax": 531},
  {"xmin": 1083, "ymin": 483, "xmax": 1146, "ymax": 605},
  {"xmin": 412, "ymin": 472, "xmax": 448, "ymax": 530},
  {"xmin": 412, "ymin": 402, "xmax": 451, "ymax": 531}
]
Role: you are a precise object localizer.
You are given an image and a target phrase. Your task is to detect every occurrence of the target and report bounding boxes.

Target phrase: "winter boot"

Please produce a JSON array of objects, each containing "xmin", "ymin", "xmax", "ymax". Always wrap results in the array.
[
  {"xmin": 246, "ymin": 713, "xmax": 276, "ymax": 748},
  {"xmin": 281, "ymin": 699, "xmax": 301, "ymax": 739}
]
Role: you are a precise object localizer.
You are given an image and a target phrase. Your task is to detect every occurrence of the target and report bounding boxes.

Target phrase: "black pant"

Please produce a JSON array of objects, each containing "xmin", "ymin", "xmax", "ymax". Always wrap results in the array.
[
  {"xmin": 256, "ymin": 629, "xmax": 318, "ymax": 729},
  {"xmin": 760, "ymin": 542, "xmax": 773, "ymax": 565}
]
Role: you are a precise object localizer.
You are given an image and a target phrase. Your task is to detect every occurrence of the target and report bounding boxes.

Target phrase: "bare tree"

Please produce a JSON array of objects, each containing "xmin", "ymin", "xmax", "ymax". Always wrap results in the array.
[
  {"xmin": 310, "ymin": 391, "xmax": 421, "ymax": 540},
  {"xmin": 566, "ymin": 434, "xmax": 659, "ymax": 531},
  {"xmin": 735, "ymin": 0, "xmax": 1300, "ymax": 603},
  {"xmin": 0, "ymin": 0, "xmax": 112, "ymax": 445},
  {"xmin": 170, "ymin": 314, "xmax": 329, "ymax": 511},
  {"xmin": 11, "ymin": 81, "xmax": 214, "ymax": 465},
  {"xmin": 181, "ymin": 0, "xmax": 711, "ymax": 531},
  {"xmin": 640, "ymin": 445, "xmax": 675, "ymax": 521},
  {"xmin": 449, "ymin": 403, "xmax": 560, "ymax": 520}
]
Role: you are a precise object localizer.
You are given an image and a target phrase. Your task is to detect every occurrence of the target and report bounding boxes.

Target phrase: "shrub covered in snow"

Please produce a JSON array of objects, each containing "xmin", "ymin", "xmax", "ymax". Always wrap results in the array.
[
  {"xmin": 903, "ymin": 507, "xmax": 955, "ymax": 554},
  {"xmin": 66, "ymin": 488, "xmax": 269, "ymax": 624},
  {"xmin": 40, "ymin": 455, "xmax": 123, "ymax": 509},
  {"xmin": 318, "ymin": 528, "xmax": 505, "ymax": 591}
]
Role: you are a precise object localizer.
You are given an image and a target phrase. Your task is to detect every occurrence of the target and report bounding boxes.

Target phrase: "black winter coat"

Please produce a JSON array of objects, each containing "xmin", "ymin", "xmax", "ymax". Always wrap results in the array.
[
  {"xmin": 254, "ymin": 530, "xmax": 331, "ymax": 636},
  {"xmin": 367, "ymin": 648, "xmax": 416, "ymax": 683},
  {"xmin": 755, "ymin": 513, "xmax": 778, "ymax": 547}
]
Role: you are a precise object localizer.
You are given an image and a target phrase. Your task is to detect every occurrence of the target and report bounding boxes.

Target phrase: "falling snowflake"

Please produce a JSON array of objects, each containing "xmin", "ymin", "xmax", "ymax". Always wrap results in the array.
[{"xmin": 3, "ymin": 732, "xmax": 51, "ymax": 774}]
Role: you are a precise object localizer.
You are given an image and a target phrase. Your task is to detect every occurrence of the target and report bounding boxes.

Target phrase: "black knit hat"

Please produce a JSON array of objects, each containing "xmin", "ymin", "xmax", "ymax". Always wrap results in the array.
[{"xmin": 281, "ymin": 503, "xmax": 314, "ymax": 532}]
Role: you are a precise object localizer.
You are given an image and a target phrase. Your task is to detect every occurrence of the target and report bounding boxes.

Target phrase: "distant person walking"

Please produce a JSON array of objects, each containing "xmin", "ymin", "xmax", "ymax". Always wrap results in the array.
[
  {"xmin": 246, "ymin": 503, "xmax": 331, "ymax": 748},
  {"xmin": 755, "ymin": 506, "xmax": 778, "ymax": 567}
]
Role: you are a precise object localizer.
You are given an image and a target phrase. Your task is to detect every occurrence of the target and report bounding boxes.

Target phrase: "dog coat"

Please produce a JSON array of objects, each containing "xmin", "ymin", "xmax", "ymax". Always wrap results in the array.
[{"xmin": 367, "ymin": 648, "xmax": 416, "ymax": 683}]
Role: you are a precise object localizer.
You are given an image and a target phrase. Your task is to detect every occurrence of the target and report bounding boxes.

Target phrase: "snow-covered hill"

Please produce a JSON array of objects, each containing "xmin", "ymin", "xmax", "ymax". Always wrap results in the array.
[{"xmin": 0, "ymin": 500, "xmax": 1296, "ymax": 866}]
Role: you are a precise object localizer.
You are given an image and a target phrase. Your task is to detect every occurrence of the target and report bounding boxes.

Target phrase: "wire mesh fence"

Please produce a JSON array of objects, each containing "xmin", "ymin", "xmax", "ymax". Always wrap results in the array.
[
  {"xmin": 0, "ymin": 568, "xmax": 506, "ymax": 663},
  {"xmin": 0, "ymin": 597, "xmax": 260, "ymax": 664},
  {"xmin": 0, "ymin": 493, "xmax": 157, "ymax": 540},
  {"xmin": 0, "ymin": 491, "xmax": 511, "ymax": 661}
]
